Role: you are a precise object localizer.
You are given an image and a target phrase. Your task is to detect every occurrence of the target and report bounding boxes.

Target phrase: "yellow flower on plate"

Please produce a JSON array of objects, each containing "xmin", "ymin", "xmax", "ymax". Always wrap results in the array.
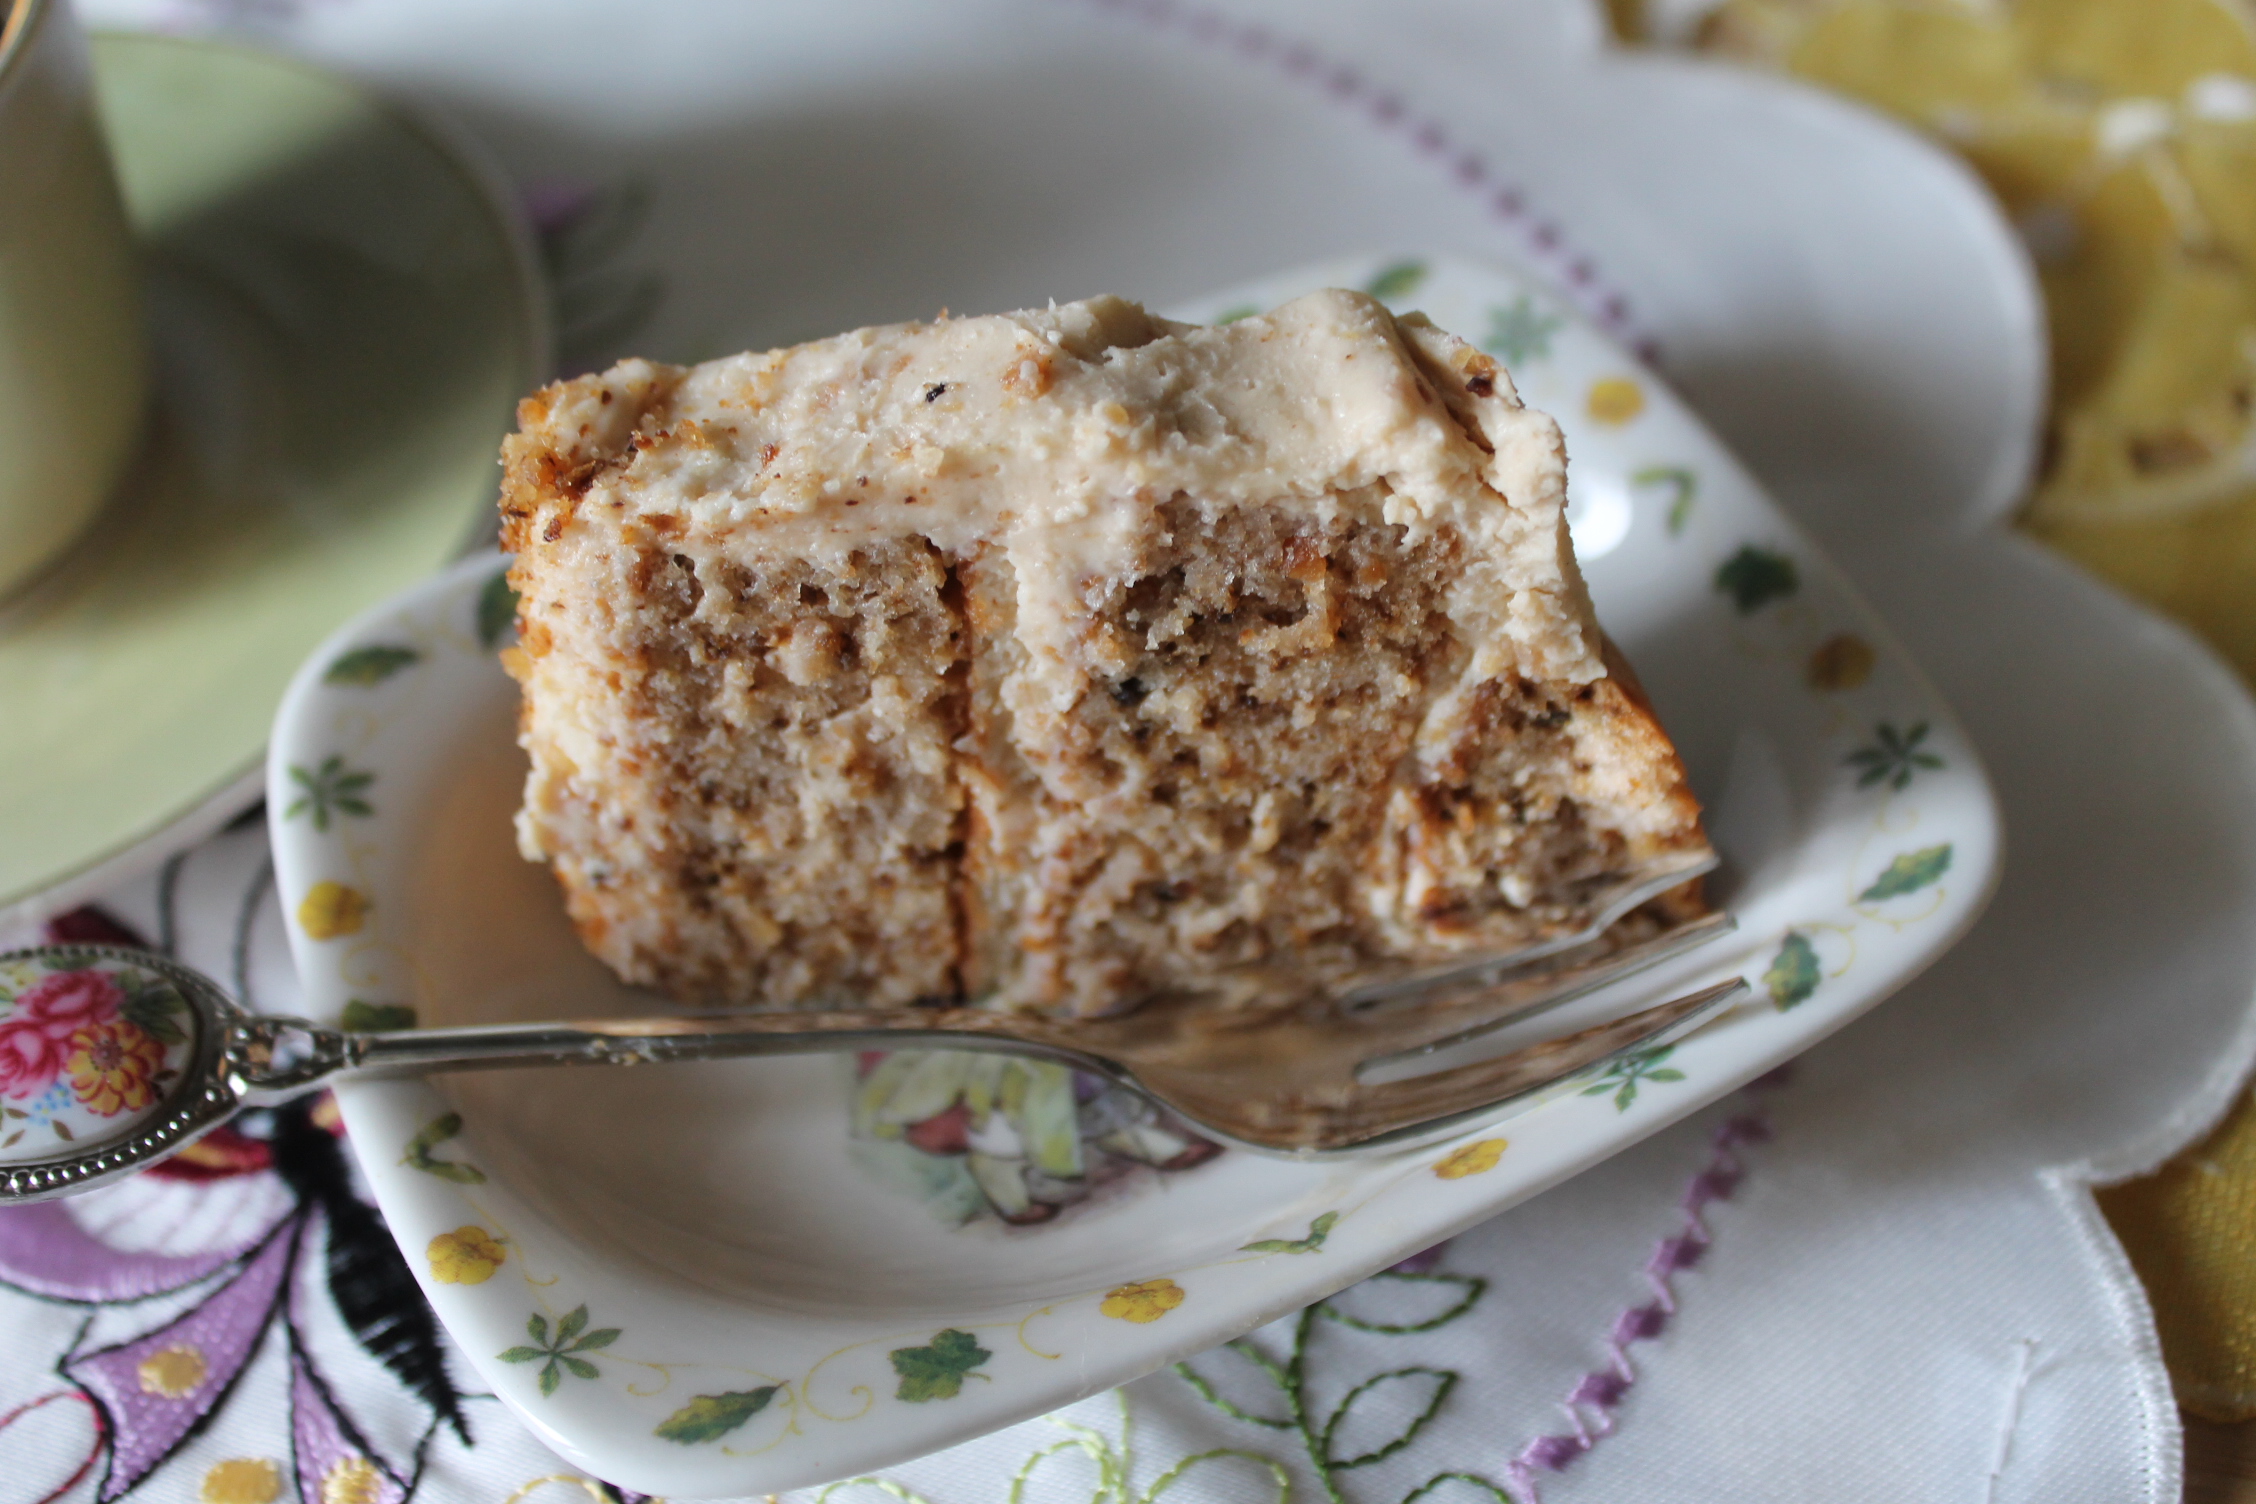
[
  {"xmin": 1100, "ymin": 1278, "xmax": 1185, "ymax": 1323},
  {"xmin": 427, "ymin": 1225, "xmax": 507, "ymax": 1285},
  {"xmin": 200, "ymin": 1458, "xmax": 282, "ymax": 1504},
  {"xmin": 297, "ymin": 881, "xmax": 371, "ymax": 941},
  {"xmin": 1806, "ymin": 632, "xmax": 1877, "ymax": 691},
  {"xmin": 1586, "ymin": 377, "xmax": 1646, "ymax": 425},
  {"xmin": 138, "ymin": 1343, "xmax": 209, "ymax": 1398},
  {"xmin": 1433, "ymin": 1138, "xmax": 1508, "ymax": 1179}
]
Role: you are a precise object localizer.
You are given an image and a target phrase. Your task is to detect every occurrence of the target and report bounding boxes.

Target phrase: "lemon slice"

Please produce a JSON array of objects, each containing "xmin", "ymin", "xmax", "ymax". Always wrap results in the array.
[{"xmin": 1693, "ymin": 0, "xmax": 2256, "ymax": 670}]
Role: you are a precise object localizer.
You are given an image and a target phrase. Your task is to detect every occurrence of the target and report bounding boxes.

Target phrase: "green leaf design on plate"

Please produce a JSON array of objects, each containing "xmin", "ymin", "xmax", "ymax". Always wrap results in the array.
[
  {"xmin": 890, "ymin": 1328, "xmax": 992, "ymax": 1402},
  {"xmin": 341, "ymin": 1000, "xmax": 418, "ymax": 1032},
  {"xmin": 1859, "ymin": 844, "xmax": 1953, "ymax": 902},
  {"xmin": 323, "ymin": 644, "xmax": 421, "ymax": 686},
  {"xmin": 656, "ymin": 1386, "xmax": 780, "ymax": 1444},
  {"xmin": 1483, "ymin": 294, "xmax": 1563, "ymax": 365},
  {"xmin": 1845, "ymin": 721, "xmax": 1944, "ymax": 792},
  {"xmin": 1241, "ymin": 1210, "xmax": 1339, "ymax": 1255},
  {"xmin": 1714, "ymin": 545, "xmax": 1799, "ymax": 614},
  {"xmin": 401, "ymin": 1110, "xmax": 486, "ymax": 1185},
  {"xmin": 1579, "ymin": 1045, "xmax": 1686, "ymax": 1111},
  {"xmin": 1763, "ymin": 932, "xmax": 1821, "ymax": 1010},
  {"xmin": 498, "ymin": 1304, "xmax": 621, "ymax": 1398},
  {"xmin": 285, "ymin": 756, "xmax": 375, "ymax": 833},
  {"xmin": 118, "ymin": 975, "xmax": 189, "ymax": 1046},
  {"xmin": 478, "ymin": 569, "xmax": 521, "ymax": 649},
  {"xmin": 1633, "ymin": 465, "xmax": 1698, "ymax": 536},
  {"xmin": 1213, "ymin": 303, "xmax": 1260, "ymax": 325},
  {"xmin": 1364, "ymin": 259, "xmax": 1428, "ymax": 303}
]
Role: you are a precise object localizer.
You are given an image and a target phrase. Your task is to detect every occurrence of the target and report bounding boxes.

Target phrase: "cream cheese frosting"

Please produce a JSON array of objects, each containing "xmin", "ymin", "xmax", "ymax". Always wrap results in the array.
[{"xmin": 532, "ymin": 289, "xmax": 1603, "ymax": 721}]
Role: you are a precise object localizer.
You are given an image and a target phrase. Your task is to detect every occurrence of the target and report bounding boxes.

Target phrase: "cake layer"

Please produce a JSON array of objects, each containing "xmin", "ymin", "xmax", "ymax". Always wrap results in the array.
[{"xmin": 500, "ymin": 290, "xmax": 1711, "ymax": 1015}]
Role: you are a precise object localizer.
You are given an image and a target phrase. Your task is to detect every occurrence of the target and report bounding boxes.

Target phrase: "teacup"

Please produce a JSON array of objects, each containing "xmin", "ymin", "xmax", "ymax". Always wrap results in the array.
[{"xmin": 0, "ymin": 0, "xmax": 145, "ymax": 600}]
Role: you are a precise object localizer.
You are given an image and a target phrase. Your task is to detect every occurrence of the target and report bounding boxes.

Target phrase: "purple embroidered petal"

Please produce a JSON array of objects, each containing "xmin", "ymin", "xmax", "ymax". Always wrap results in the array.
[
  {"xmin": 63, "ymin": 1221, "xmax": 298, "ymax": 1501},
  {"xmin": 1525, "ymin": 1432, "xmax": 1588, "ymax": 1471},
  {"xmin": 1719, "ymin": 1113, "xmax": 1773, "ymax": 1147},
  {"xmin": 1611, "ymin": 1302, "xmax": 1669, "ymax": 1345},
  {"xmin": 291, "ymin": 1347, "xmax": 407, "ymax": 1504},
  {"xmin": 0, "ymin": 1202, "xmax": 267, "ymax": 1302},
  {"xmin": 1683, "ymin": 1166, "xmax": 1742, "ymax": 1210},
  {"xmin": 1569, "ymin": 1370, "xmax": 1632, "ymax": 1409},
  {"xmin": 1648, "ymin": 1233, "xmax": 1708, "ymax": 1276}
]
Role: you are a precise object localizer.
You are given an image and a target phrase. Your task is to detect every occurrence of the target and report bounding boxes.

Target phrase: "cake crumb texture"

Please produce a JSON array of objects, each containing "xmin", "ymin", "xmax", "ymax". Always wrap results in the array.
[{"xmin": 501, "ymin": 289, "xmax": 1711, "ymax": 1016}]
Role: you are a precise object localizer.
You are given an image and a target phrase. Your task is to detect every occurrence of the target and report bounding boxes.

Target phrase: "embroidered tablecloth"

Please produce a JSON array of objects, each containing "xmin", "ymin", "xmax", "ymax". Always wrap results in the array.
[{"xmin": 8, "ymin": 3, "xmax": 2256, "ymax": 1502}]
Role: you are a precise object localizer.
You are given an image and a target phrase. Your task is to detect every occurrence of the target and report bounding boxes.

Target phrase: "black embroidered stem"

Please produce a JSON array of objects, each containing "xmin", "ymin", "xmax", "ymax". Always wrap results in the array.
[{"xmin": 269, "ymin": 1100, "xmax": 473, "ymax": 1445}]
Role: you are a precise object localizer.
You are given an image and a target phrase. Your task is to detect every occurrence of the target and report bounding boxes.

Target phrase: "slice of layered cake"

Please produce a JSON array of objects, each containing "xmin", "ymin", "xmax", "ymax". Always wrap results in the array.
[{"xmin": 499, "ymin": 289, "xmax": 1711, "ymax": 1017}]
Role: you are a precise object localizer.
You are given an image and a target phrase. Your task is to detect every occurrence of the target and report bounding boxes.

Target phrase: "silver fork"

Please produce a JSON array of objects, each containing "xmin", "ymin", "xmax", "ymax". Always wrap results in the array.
[{"xmin": 0, "ymin": 908, "xmax": 1744, "ymax": 1204}]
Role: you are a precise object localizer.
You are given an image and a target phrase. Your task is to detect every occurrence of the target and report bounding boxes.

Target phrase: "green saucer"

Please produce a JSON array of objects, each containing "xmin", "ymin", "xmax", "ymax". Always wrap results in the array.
[{"xmin": 0, "ymin": 34, "xmax": 546, "ymax": 913}]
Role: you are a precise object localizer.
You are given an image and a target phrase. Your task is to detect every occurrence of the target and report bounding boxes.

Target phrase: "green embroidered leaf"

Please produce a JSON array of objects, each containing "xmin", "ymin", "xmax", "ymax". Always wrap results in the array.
[
  {"xmin": 324, "ymin": 644, "xmax": 421, "ymax": 686},
  {"xmin": 401, "ymin": 1111, "xmax": 488, "ymax": 1183},
  {"xmin": 1319, "ymin": 1271, "xmax": 1487, "ymax": 1333},
  {"xmin": 1632, "ymin": 465, "xmax": 1698, "ymax": 536},
  {"xmin": 1714, "ymin": 545, "xmax": 1799, "ymax": 614},
  {"xmin": 1401, "ymin": 1473, "xmax": 1516, "ymax": 1504},
  {"xmin": 1859, "ymin": 844, "xmax": 1953, "ymax": 902},
  {"xmin": 890, "ymin": 1328, "xmax": 992, "ymax": 1402},
  {"xmin": 1321, "ymin": 1366, "xmax": 1456, "ymax": 1469},
  {"xmin": 1764, "ymin": 932, "xmax": 1821, "ymax": 1010},
  {"xmin": 656, "ymin": 1387, "xmax": 779, "ymax": 1444},
  {"xmin": 1239, "ymin": 1210, "xmax": 1339, "ymax": 1255},
  {"xmin": 478, "ymin": 570, "xmax": 521, "ymax": 648},
  {"xmin": 1364, "ymin": 260, "xmax": 1429, "ymax": 303},
  {"xmin": 341, "ymin": 1000, "xmax": 418, "ymax": 1032},
  {"xmin": 1175, "ymin": 1342, "xmax": 1296, "ymax": 1429},
  {"xmin": 1213, "ymin": 304, "xmax": 1260, "ymax": 325},
  {"xmin": 1483, "ymin": 295, "xmax": 1563, "ymax": 365},
  {"xmin": 497, "ymin": 1345, "xmax": 545, "ymax": 1364}
]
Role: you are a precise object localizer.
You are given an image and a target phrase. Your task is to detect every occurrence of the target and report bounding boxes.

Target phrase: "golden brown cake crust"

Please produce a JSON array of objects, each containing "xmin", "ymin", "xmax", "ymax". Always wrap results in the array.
[{"xmin": 500, "ymin": 291, "xmax": 1712, "ymax": 1015}]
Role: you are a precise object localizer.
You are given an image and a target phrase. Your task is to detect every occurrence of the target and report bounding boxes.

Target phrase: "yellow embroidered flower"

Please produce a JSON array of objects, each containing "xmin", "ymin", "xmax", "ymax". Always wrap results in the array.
[
  {"xmin": 138, "ymin": 1343, "xmax": 209, "ymax": 1398},
  {"xmin": 200, "ymin": 1458, "xmax": 282, "ymax": 1504},
  {"xmin": 1806, "ymin": 633, "xmax": 1877, "ymax": 692},
  {"xmin": 1433, "ymin": 1138, "xmax": 1507, "ymax": 1179},
  {"xmin": 427, "ymin": 1226, "xmax": 507, "ymax": 1285},
  {"xmin": 297, "ymin": 881, "xmax": 371, "ymax": 941},
  {"xmin": 1586, "ymin": 377, "xmax": 1645, "ymax": 425},
  {"xmin": 68, "ymin": 1020, "xmax": 167, "ymax": 1117},
  {"xmin": 321, "ymin": 1456, "xmax": 383, "ymax": 1504},
  {"xmin": 1100, "ymin": 1278, "xmax": 1186, "ymax": 1323}
]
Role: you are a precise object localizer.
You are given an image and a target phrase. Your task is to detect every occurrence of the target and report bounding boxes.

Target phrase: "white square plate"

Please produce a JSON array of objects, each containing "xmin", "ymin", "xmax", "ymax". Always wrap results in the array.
[{"xmin": 269, "ymin": 251, "xmax": 1998, "ymax": 1496}]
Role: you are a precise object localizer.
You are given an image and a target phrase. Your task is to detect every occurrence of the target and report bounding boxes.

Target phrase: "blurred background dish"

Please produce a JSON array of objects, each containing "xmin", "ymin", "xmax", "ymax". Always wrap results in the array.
[{"xmin": 0, "ymin": 31, "xmax": 547, "ymax": 922}]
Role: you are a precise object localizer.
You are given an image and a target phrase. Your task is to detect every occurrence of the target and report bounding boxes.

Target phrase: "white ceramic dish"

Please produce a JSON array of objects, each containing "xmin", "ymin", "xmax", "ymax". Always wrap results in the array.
[{"xmin": 269, "ymin": 251, "xmax": 1999, "ymax": 1496}]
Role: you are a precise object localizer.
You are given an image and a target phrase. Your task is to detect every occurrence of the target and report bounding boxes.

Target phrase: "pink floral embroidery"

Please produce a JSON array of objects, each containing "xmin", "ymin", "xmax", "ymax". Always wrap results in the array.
[{"xmin": 0, "ymin": 968, "xmax": 123, "ymax": 1100}]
